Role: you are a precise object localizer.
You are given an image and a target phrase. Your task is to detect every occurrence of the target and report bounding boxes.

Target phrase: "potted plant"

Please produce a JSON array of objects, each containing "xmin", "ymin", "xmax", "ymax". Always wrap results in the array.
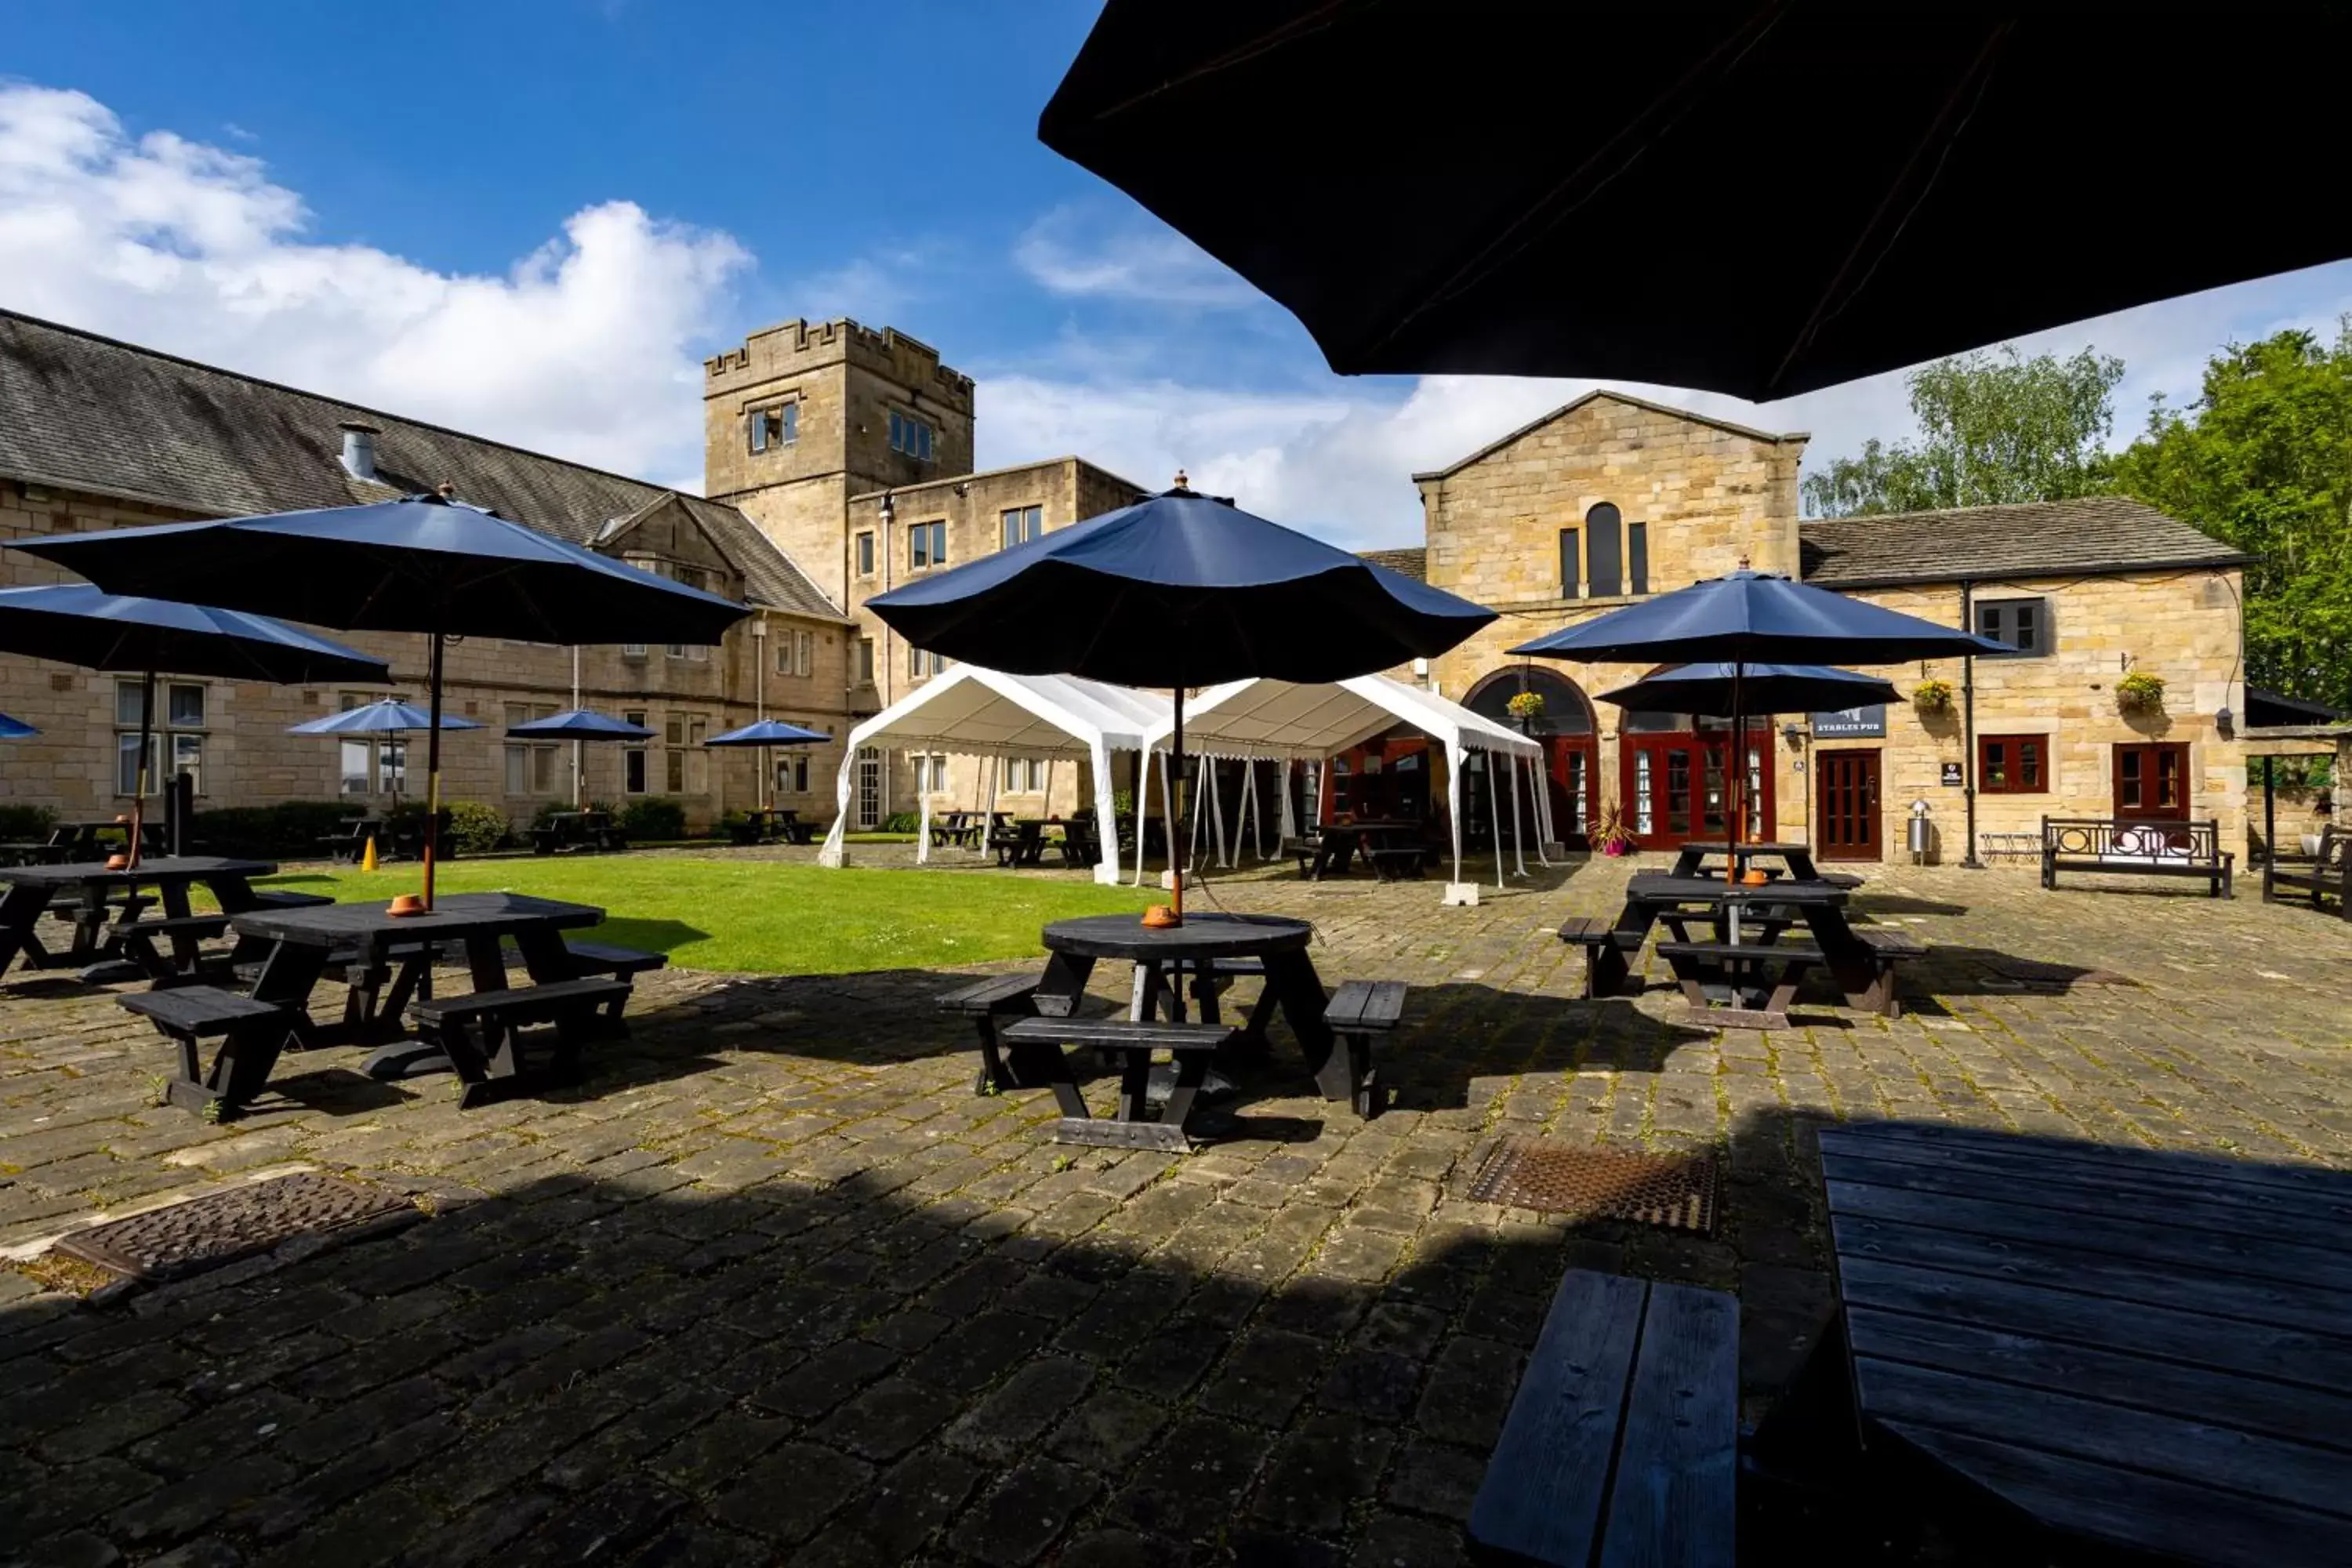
[
  {"xmin": 1506, "ymin": 689, "xmax": 1547, "ymax": 728},
  {"xmin": 1593, "ymin": 800, "xmax": 1636, "ymax": 856},
  {"xmin": 2115, "ymin": 670, "xmax": 2166, "ymax": 714},
  {"xmin": 1912, "ymin": 678, "xmax": 1955, "ymax": 715}
]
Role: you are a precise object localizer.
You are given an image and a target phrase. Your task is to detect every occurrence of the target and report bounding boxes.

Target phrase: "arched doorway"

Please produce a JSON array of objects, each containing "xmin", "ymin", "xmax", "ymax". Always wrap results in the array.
[
  {"xmin": 1618, "ymin": 708, "xmax": 1774, "ymax": 851},
  {"xmin": 1465, "ymin": 667, "xmax": 1597, "ymax": 847}
]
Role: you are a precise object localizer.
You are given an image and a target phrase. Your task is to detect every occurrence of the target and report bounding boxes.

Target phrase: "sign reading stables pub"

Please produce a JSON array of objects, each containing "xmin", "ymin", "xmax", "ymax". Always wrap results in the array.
[{"xmin": 1812, "ymin": 704, "xmax": 1886, "ymax": 739}]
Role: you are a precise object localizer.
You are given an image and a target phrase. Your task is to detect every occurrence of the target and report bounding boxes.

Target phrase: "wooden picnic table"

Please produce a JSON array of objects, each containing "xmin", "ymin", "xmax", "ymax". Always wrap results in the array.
[
  {"xmin": 2, "ymin": 818, "xmax": 170, "ymax": 866},
  {"xmin": 1301, "ymin": 819, "xmax": 1422, "ymax": 879},
  {"xmin": 1671, "ymin": 839, "xmax": 1820, "ymax": 880},
  {"xmin": 1810, "ymin": 1120, "xmax": 2352, "ymax": 1566},
  {"xmin": 1585, "ymin": 871, "xmax": 1903, "ymax": 1018},
  {"xmin": 0, "ymin": 855, "xmax": 279, "ymax": 980}
]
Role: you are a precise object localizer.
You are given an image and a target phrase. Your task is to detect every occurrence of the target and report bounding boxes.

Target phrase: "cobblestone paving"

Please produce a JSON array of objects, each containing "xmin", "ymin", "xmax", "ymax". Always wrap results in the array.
[{"xmin": 3, "ymin": 855, "xmax": 2349, "ymax": 1566}]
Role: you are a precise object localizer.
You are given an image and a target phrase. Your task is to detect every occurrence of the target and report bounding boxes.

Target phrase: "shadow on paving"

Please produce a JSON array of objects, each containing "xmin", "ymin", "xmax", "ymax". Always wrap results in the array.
[{"xmin": 9, "ymin": 1100, "xmax": 2248, "ymax": 1565}]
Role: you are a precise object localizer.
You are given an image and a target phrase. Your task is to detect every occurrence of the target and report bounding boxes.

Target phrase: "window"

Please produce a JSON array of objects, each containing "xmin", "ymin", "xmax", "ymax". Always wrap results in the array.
[
  {"xmin": 661, "ymin": 714, "xmax": 706, "ymax": 793},
  {"xmin": 856, "ymin": 637, "xmax": 875, "ymax": 684},
  {"xmin": 1558, "ymin": 528, "xmax": 1579, "ymax": 598},
  {"xmin": 888, "ymin": 409, "xmax": 935, "ymax": 461},
  {"xmin": 671, "ymin": 564, "xmax": 709, "ymax": 594},
  {"xmin": 1628, "ymin": 521, "xmax": 1649, "ymax": 595},
  {"xmin": 909, "ymin": 520, "xmax": 946, "ymax": 570},
  {"xmin": 776, "ymin": 750, "xmax": 810, "ymax": 795},
  {"xmin": 624, "ymin": 710, "xmax": 648, "ymax": 795},
  {"xmin": 622, "ymin": 642, "xmax": 647, "ymax": 660},
  {"xmin": 912, "ymin": 753, "xmax": 949, "ymax": 793},
  {"xmin": 855, "ymin": 532, "xmax": 875, "ymax": 576},
  {"xmin": 907, "ymin": 644, "xmax": 944, "ymax": 678},
  {"xmin": 1003, "ymin": 757, "xmax": 1046, "ymax": 792},
  {"xmin": 748, "ymin": 402, "xmax": 797, "ymax": 453},
  {"xmin": 503, "ymin": 702, "xmax": 560, "ymax": 797},
  {"xmin": 1586, "ymin": 503, "xmax": 1623, "ymax": 597},
  {"xmin": 115, "ymin": 680, "xmax": 207, "ymax": 796},
  {"xmin": 796, "ymin": 630, "xmax": 815, "ymax": 677},
  {"xmin": 1978, "ymin": 733, "xmax": 2049, "ymax": 794},
  {"xmin": 1976, "ymin": 597, "xmax": 2049, "ymax": 656},
  {"xmin": 1001, "ymin": 505, "xmax": 1043, "ymax": 550},
  {"xmin": 666, "ymin": 641, "xmax": 710, "ymax": 662}
]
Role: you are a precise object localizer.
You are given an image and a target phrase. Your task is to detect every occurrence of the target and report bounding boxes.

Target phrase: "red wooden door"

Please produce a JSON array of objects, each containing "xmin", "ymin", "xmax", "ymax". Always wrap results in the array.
[
  {"xmin": 1817, "ymin": 749, "xmax": 1882, "ymax": 860},
  {"xmin": 1621, "ymin": 729, "xmax": 1772, "ymax": 851},
  {"xmin": 2113, "ymin": 742, "xmax": 2191, "ymax": 821},
  {"xmin": 1541, "ymin": 735, "xmax": 1596, "ymax": 846}
]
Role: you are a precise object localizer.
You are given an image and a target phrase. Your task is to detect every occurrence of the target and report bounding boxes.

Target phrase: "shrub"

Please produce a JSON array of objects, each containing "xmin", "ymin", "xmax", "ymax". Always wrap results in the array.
[
  {"xmin": 190, "ymin": 800, "xmax": 357, "ymax": 857},
  {"xmin": 443, "ymin": 800, "xmax": 510, "ymax": 855},
  {"xmin": 880, "ymin": 811, "xmax": 921, "ymax": 833},
  {"xmin": 0, "ymin": 804, "xmax": 56, "ymax": 841},
  {"xmin": 619, "ymin": 797, "xmax": 687, "ymax": 841}
]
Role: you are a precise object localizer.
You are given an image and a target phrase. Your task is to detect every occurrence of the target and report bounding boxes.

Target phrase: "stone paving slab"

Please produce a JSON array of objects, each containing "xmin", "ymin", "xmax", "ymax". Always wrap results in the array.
[{"xmin": 2, "ymin": 855, "xmax": 2349, "ymax": 1565}]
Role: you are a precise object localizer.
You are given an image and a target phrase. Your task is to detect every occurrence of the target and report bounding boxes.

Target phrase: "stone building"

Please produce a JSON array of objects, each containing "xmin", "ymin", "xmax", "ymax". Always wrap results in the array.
[
  {"xmin": 703, "ymin": 318, "xmax": 1145, "ymax": 827},
  {"xmin": 0, "ymin": 310, "xmax": 853, "ymax": 832},
  {"xmin": 1395, "ymin": 390, "xmax": 2255, "ymax": 863}
]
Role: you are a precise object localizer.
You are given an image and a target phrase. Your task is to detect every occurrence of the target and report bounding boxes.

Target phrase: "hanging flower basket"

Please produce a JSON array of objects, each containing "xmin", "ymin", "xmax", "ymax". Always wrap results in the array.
[
  {"xmin": 2115, "ymin": 670, "xmax": 2167, "ymax": 714},
  {"xmin": 1912, "ymin": 678, "xmax": 1955, "ymax": 714},
  {"xmin": 1505, "ymin": 690, "xmax": 1547, "ymax": 722}
]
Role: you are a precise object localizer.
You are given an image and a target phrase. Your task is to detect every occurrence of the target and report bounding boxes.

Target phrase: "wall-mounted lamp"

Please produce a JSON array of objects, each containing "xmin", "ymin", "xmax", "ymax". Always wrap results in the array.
[
  {"xmin": 1780, "ymin": 721, "xmax": 1806, "ymax": 746},
  {"xmin": 878, "ymin": 490, "xmax": 895, "ymax": 526},
  {"xmin": 2216, "ymin": 706, "xmax": 2235, "ymax": 737}
]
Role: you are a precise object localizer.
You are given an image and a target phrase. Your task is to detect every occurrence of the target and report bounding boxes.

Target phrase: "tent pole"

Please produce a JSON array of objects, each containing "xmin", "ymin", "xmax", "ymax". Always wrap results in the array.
[
  {"xmin": 1448, "ymin": 743, "xmax": 1465, "ymax": 885},
  {"xmin": 572, "ymin": 644, "xmax": 583, "ymax": 810},
  {"xmin": 1488, "ymin": 757, "xmax": 1504, "ymax": 888},
  {"xmin": 917, "ymin": 762, "xmax": 931, "ymax": 865},
  {"xmin": 423, "ymin": 630, "xmax": 446, "ymax": 911},
  {"xmin": 126, "ymin": 668, "xmax": 155, "ymax": 869},
  {"xmin": 1508, "ymin": 752, "xmax": 1526, "ymax": 877}
]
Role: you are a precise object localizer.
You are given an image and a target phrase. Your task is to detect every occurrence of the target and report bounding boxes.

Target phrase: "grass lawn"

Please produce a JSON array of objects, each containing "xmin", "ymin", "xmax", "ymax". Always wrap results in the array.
[{"xmin": 254, "ymin": 856, "xmax": 1154, "ymax": 976}]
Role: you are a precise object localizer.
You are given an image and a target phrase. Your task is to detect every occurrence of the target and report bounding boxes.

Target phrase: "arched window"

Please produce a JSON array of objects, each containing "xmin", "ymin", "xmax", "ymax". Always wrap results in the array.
[
  {"xmin": 1586, "ymin": 503, "xmax": 1623, "ymax": 597},
  {"xmin": 1465, "ymin": 667, "xmax": 1594, "ymax": 736}
]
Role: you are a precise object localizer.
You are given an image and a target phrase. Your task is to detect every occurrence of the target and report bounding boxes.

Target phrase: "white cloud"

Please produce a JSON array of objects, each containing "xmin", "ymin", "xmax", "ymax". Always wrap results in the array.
[
  {"xmin": 0, "ymin": 84, "xmax": 750, "ymax": 488},
  {"xmin": 1014, "ymin": 205, "xmax": 1260, "ymax": 307},
  {"xmin": 988, "ymin": 261, "xmax": 2352, "ymax": 548}
]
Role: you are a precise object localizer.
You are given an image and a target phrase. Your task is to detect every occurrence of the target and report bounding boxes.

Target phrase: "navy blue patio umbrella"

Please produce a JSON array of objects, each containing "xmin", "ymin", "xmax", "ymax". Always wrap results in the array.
[
  {"xmin": 0, "ymin": 713, "xmax": 38, "ymax": 740},
  {"xmin": 509, "ymin": 709, "xmax": 658, "ymax": 809},
  {"xmin": 0, "ymin": 584, "xmax": 391, "ymax": 864},
  {"xmin": 1512, "ymin": 566, "xmax": 2002, "ymax": 875},
  {"xmin": 289, "ymin": 699, "xmax": 484, "ymax": 808},
  {"xmin": 15, "ymin": 492, "xmax": 748, "ymax": 905},
  {"xmin": 707, "ymin": 720, "xmax": 832, "ymax": 816},
  {"xmin": 1593, "ymin": 662, "xmax": 1900, "ymax": 720},
  {"xmin": 870, "ymin": 479, "xmax": 1494, "ymax": 918}
]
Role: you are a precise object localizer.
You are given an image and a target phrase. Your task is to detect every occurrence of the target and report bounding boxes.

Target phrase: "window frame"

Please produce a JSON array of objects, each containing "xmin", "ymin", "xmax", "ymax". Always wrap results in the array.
[
  {"xmin": 1976, "ymin": 731, "xmax": 2051, "ymax": 795},
  {"xmin": 1586, "ymin": 503, "xmax": 1624, "ymax": 598},
  {"xmin": 1558, "ymin": 527, "xmax": 1579, "ymax": 599},
  {"xmin": 1001, "ymin": 504, "xmax": 1043, "ymax": 550},
  {"xmin": 1976, "ymin": 597, "xmax": 2051, "ymax": 658},
  {"xmin": 908, "ymin": 519, "xmax": 947, "ymax": 571},
  {"xmin": 114, "ymin": 678, "xmax": 208, "ymax": 797},
  {"xmin": 855, "ymin": 532, "xmax": 876, "ymax": 577}
]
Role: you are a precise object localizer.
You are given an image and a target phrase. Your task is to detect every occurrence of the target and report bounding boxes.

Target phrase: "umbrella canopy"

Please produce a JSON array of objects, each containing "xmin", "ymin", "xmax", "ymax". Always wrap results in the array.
[
  {"xmin": 706, "ymin": 719, "xmax": 832, "ymax": 747},
  {"xmin": 0, "ymin": 712, "xmax": 38, "ymax": 739},
  {"xmin": 1508, "ymin": 570, "xmax": 2005, "ymax": 665},
  {"xmin": 506, "ymin": 709, "xmax": 656, "ymax": 742},
  {"xmin": 869, "ymin": 484, "xmax": 1492, "ymax": 688},
  {"xmin": 869, "ymin": 481, "xmax": 1494, "ymax": 914},
  {"xmin": 289, "ymin": 699, "xmax": 483, "ymax": 735},
  {"xmin": 11, "ymin": 492, "xmax": 750, "ymax": 906},
  {"xmin": 1595, "ymin": 662, "xmax": 1900, "ymax": 718},
  {"xmin": 1039, "ymin": 4, "xmax": 2352, "ymax": 400},
  {"xmin": 9, "ymin": 493, "xmax": 747, "ymax": 644},
  {"xmin": 0, "ymin": 585, "xmax": 391, "ymax": 684}
]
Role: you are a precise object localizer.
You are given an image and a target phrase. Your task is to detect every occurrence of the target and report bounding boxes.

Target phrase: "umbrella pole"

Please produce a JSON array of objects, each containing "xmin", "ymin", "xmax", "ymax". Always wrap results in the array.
[
  {"xmin": 423, "ymin": 630, "xmax": 445, "ymax": 911},
  {"xmin": 1171, "ymin": 683, "xmax": 1185, "ymax": 921},
  {"xmin": 127, "ymin": 668, "xmax": 155, "ymax": 869},
  {"xmin": 1727, "ymin": 661, "xmax": 1744, "ymax": 947}
]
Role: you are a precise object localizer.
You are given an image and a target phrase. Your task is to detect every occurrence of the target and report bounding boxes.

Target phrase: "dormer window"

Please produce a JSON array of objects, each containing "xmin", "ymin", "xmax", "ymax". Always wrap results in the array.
[
  {"xmin": 748, "ymin": 402, "xmax": 797, "ymax": 454},
  {"xmin": 888, "ymin": 409, "xmax": 935, "ymax": 462}
]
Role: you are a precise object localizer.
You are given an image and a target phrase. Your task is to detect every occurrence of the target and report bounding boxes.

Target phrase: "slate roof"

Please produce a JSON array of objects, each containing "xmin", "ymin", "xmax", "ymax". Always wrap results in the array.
[
  {"xmin": 1411, "ymin": 389, "xmax": 1807, "ymax": 482},
  {"xmin": 1358, "ymin": 547, "xmax": 1428, "ymax": 581},
  {"xmin": 0, "ymin": 310, "xmax": 844, "ymax": 621},
  {"xmin": 1800, "ymin": 497, "xmax": 2249, "ymax": 587}
]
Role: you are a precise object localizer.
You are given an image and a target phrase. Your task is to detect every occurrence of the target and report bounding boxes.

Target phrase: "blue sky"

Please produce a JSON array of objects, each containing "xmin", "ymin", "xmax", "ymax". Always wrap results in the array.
[{"xmin": 8, "ymin": 0, "xmax": 2352, "ymax": 550}]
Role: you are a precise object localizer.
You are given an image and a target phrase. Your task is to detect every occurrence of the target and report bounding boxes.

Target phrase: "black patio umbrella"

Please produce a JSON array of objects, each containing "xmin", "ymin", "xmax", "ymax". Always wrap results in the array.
[
  {"xmin": 14, "ymin": 493, "xmax": 748, "ymax": 904},
  {"xmin": 868, "ymin": 480, "xmax": 1494, "ymax": 919},
  {"xmin": 0, "ymin": 585, "xmax": 391, "ymax": 866},
  {"xmin": 1512, "ymin": 568, "xmax": 2000, "ymax": 875},
  {"xmin": 1040, "ymin": 3, "xmax": 2352, "ymax": 400}
]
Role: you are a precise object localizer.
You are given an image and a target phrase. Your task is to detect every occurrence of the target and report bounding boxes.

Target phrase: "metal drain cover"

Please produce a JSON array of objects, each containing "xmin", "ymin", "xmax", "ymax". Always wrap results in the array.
[
  {"xmin": 1466, "ymin": 1138, "xmax": 1719, "ymax": 1232},
  {"xmin": 54, "ymin": 1172, "xmax": 419, "ymax": 1282}
]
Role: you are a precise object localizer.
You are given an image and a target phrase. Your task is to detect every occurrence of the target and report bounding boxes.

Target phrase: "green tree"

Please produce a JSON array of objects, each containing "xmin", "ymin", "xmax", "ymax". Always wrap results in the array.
[
  {"xmin": 2103, "ymin": 325, "xmax": 2352, "ymax": 709},
  {"xmin": 1802, "ymin": 346, "xmax": 2125, "ymax": 517}
]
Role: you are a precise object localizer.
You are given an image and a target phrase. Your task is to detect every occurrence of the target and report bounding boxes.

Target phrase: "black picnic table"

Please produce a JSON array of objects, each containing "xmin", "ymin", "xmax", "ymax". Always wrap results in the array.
[
  {"xmin": 0, "ymin": 818, "xmax": 170, "ymax": 867},
  {"xmin": 1589, "ymin": 871, "xmax": 1889, "ymax": 1012},
  {"xmin": 731, "ymin": 807, "xmax": 812, "ymax": 846},
  {"xmin": 992, "ymin": 817, "xmax": 1049, "ymax": 867},
  {"xmin": 1670, "ymin": 839, "xmax": 1820, "ymax": 881},
  {"xmin": 0, "ymin": 855, "xmax": 279, "ymax": 980},
  {"xmin": 230, "ymin": 891, "xmax": 604, "ymax": 1072},
  {"xmin": 1301, "ymin": 819, "xmax": 1422, "ymax": 879},
  {"xmin": 1032, "ymin": 913, "xmax": 1359, "ymax": 1105},
  {"xmin": 1809, "ymin": 1120, "xmax": 2352, "ymax": 1566}
]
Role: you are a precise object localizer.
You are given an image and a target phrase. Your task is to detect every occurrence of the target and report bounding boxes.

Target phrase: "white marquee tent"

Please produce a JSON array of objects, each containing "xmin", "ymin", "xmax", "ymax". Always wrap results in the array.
[
  {"xmin": 816, "ymin": 663, "xmax": 1161, "ymax": 884},
  {"xmin": 1139, "ymin": 674, "xmax": 1550, "ymax": 889}
]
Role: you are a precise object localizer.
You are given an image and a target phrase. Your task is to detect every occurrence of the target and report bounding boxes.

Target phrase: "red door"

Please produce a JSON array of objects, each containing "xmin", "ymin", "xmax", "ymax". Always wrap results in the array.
[
  {"xmin": 1541, "ymin": 735, "xmax": 1597, "ymax": 846},
  {"xmin": 2113, "ymin": 743, "xmax": 2191, "ymax": 822},
  {"xmin": 1620, "ymin": 728, "xmax": 1772, "ymax": 851},
  {"xmin": 1816, "ymin": 749, "xmax": 1882, "ymax": 860}
]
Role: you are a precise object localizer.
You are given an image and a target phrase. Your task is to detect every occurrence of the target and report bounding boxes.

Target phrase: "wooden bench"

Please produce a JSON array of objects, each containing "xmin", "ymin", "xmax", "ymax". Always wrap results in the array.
[
  {"xmin": 412, "ymin": 977, "xmax": 631, "ymax": 1109},
  {"xmin": 998, "ymin": 1015, "xmax": 1236, "ymax": 1152},
  {"xmin": 2042, "ymin": 815, "xmax": 2234, "ymax": 897},
  {"xmin": 1320, "ymin": 978, "xmax": 1403, "ymax": 1117},
  {"xmin": 1656, "ymin": 939, "xmax": 1823, "ymax": 1026},
  {"xmin": 938, "ymin": 972, "xmax": 1051, "ymax": 1094},
  {"xmin": 243, "ymin": 889, "xmax": 336, "ymax": 912},
  {"xmin": 1366, "ymin": 844, "xmax": 1427, "ymax": 882},
  {"xmin": 561, "ymin": 938, "xmax": 667, "ymax": 977},
  {"xmin": 118, "ymin": 985, "xmax": 294, "ymax": 1118},
  {"xmin": 1846, "ymin": 924, "xmax": 1927, "ymax": 1017},
  {"xmin": 1470, "ymin": 1269, "xmax": 1737, "ymax": 1567},
  {"xmin": 119, "ymin": 912, "xmax": 235, "ymax": 985},
  {"xmin": 2267, "ymin": 823, "xmax": 2352, "ymax": 918},
  {"xmin": 1556, "ymin": 916, "xmax": 1645, "ymax": 998},
  {"xmin": 1286, "ymin": 836, "xmax": 1325, "ymax": 878}
]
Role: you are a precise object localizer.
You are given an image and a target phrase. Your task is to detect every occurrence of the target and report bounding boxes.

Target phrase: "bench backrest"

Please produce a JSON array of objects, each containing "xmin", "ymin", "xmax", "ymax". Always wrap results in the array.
[
  {"xmin": 2320, "ymin": 823, "xmax": 2352, "ymax": 872},
  {"xmin": 2042, "ymin": 816, "xmax": 2222, "ymax": 864}
]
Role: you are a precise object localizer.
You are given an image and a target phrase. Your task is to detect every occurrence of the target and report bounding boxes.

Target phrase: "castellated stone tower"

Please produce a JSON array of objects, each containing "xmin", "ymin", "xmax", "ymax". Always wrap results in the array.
[{"xmin": 704, "ymin": 318, "xmax": 977, "ymax": 608}]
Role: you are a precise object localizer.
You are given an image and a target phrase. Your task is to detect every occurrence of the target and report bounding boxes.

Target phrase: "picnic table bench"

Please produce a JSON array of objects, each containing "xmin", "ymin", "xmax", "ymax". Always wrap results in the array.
[
  {"xmin": 1000, "ymin": 1014, "xmax": 1236, "ymax": 1151},
  {"xmin": 1656, "ymin": 938, "xmax": 1824, "ymax": 1026},
  {"xmin": 534, "ymin": 810, "xmax": 628, "ymax": 855},
  {"xmin": 1470, "ymin": 1269, "xmax": 1738, "ymax": 1566},
  {"xmin": 317, "ymin": 815, "xmax": 383, "ymax": 863},
  {"xmin": 991, "ymin": 818, "xmax": 1047, "ymax": 867},
  {"xmin": 118, "ymin": 986, "xmax": 296, "ymax": 1119},
  {"xmin": 2266, "ymin": 822, "xmax": 2350, "ymax": 917},
  {"xmin": 2041, "ymin": 815, "xmax": 2232, "ymax": 897}
]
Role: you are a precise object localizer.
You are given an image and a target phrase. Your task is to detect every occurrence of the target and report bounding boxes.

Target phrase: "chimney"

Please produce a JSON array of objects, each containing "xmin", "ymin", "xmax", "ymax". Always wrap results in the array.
[{"xmin": 337, "ymin": 421, "xmax": 380, "ymax": 481}]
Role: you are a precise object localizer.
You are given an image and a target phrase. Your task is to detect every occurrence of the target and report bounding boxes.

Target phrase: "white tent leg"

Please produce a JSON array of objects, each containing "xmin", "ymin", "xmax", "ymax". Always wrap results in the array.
[
  {"xmin": 1188, "ymin": 758, "xmax": 1205, "ymax": 871},
  {"xmin": 1449, "ymin": 745, "xmax": 1466, "ymax": 884},
  {"xmin": 1523, "ymin": 757, "xmax": 1552, "ymax": 867},
  {"xmin": 818, "ymin": 750, "xmax": 854, "ymax": 867},
  {"xmin": 1489, "ymin": 759, "xmax": 1504, "ymax": 888},
  {"xmin": 982, "ymin": 753, "xmax": 999, "ymax": 862},
  {"xmin": 1242, "ymin": 762, "xmax": 1264, "ymax": 858},
  {"xmin": 1044, "ymin": 758, "xmax": 1055, "ymax": 823},
  {"xmin": 1509, "ymin": 755, "xmax": 1528, "ymax": 877},
  {"xmin": 1210, "ymin": 760, "xmax": 1229, "ymax": 868},
  {"xmin": 1278, "ymin": 758, "xmax": 1297, "ymax": 844},
  {"xmin": 1091, "ymin": 740, "xmax": 1120, "ymax": 884},
  {"xmin": 917, "ymin": 768, "xmax": 932, "ymax": 865}
]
